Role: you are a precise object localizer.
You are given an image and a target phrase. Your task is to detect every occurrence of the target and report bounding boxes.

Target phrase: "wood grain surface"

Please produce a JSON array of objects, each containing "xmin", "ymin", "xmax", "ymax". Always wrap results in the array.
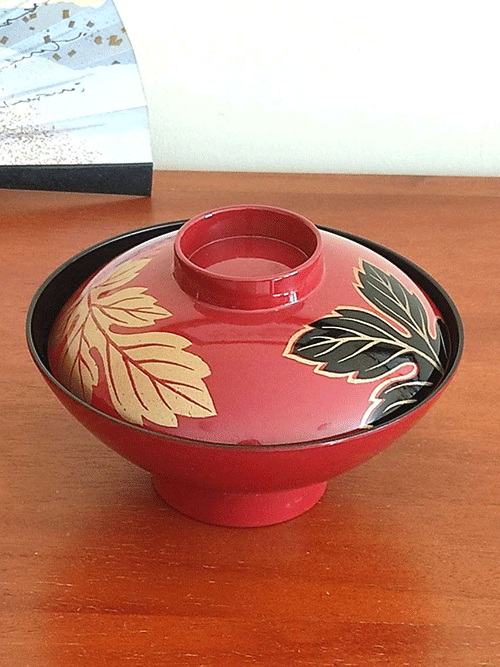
[{"xmin": 1, "ymin": 172, "xmax": 498, "ymax": 667}]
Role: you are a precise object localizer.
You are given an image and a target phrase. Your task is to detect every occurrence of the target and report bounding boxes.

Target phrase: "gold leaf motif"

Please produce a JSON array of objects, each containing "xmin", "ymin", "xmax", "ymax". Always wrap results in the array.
[
  {"xmin": 50, "ymin": 290, "xmax": 85, "ymax": 350},
  {"xmin": 90, "ymin": 286, "xmax": 171, "ymax": 328},
  {"xmin": 53, "ymin": 257, "xmax": 217, "ymax": 428},
  {"xmin": 61, "ymin": 316, "xmax": 102, "ymax": 403},
  {"xmin": 92, "ymin": 258, "xmax": 151, "ymax": 294},
  {"xmin": 52, "ymin": 295, "xmax": 102, "ymax": 404},
  {"xmin": 100, "ymin": 332, "xmax": 216, "ymax": 427}
]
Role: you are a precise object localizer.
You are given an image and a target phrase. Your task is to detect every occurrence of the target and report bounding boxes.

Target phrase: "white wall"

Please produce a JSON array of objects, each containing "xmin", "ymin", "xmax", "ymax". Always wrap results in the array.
[{"xmin": 116, "ymin": 0, "xmax": 500, "ymax": 175}]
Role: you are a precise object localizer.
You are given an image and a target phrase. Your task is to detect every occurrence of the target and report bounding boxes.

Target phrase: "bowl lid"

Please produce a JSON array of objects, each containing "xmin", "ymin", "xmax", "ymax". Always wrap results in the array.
[{"xmin": 48, "ymin": 206, "xmax": 452, "ymax": 445}]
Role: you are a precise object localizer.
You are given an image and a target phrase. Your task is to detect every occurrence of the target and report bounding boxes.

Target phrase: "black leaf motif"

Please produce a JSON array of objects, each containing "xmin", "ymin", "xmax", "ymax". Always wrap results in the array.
[
  {"xmin": 369, "ymin": 377, "xmax": 434, "ymax": 425},
  {"xmin": 284, "ymin": 260, "xmax": 449, "ymax": 426},
  {"xmin": 293, "ymin": 308, "xmax": 418, "ymax": 380},
  {"xmin": 357, "ymin": 261, "xmax": 444, "ymax": 373}
]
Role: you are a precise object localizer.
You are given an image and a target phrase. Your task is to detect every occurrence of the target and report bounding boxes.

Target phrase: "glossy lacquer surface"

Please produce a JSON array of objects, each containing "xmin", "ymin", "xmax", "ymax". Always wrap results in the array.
[
  {"xmin": 46, "ymin": 207, "xmax": 452, "ymax": 445},
  {"xmin": 2, "ymin": 172, "xmax": 498, "ymax": 663},
  {"xmin": 35, "ymin": 205, "xmax": 460, "ymax": 526}
]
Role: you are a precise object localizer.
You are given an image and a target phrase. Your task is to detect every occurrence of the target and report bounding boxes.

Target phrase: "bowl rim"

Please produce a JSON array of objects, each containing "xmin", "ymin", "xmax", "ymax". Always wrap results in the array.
[{"xmin": 26, "ymin": 218, "xmax": 464, "ymax": 452}]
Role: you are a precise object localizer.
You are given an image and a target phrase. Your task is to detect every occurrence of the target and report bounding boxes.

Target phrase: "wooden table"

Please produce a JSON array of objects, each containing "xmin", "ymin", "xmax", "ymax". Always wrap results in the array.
[{"xmin": 1, "ymin": 172, "xmax": 498, "ymax": 667}]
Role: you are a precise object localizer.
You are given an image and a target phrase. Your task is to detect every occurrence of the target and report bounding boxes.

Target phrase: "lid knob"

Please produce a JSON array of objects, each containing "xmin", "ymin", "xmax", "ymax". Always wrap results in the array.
[{"xmin": 173, "ymin": 206, "xmax": 324, "ymax": 309}]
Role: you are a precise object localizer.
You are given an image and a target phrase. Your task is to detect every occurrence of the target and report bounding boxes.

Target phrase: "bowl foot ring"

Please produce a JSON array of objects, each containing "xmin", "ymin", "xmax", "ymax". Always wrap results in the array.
[{"xmin": 152, "ymin": 476, "xmax": 328, "ymax": 527}]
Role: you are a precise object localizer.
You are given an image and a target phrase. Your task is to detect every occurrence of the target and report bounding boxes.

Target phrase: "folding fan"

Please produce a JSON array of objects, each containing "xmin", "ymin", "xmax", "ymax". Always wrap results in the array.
[{"xmin": 0, "ymin": 0, "xmax": 152, "ymax": 195}]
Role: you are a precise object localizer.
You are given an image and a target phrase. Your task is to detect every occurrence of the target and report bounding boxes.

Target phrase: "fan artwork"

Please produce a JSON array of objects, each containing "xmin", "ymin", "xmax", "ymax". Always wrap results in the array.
[{"xmin": 0, "ymin": 0, "xmax": 152, "ymax": 194}]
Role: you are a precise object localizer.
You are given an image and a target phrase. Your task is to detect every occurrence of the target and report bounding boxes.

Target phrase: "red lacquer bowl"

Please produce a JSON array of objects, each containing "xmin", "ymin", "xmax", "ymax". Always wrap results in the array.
[{"xmin": 27, "ymin": 208, "xmax": 463, "ymax": 526}]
